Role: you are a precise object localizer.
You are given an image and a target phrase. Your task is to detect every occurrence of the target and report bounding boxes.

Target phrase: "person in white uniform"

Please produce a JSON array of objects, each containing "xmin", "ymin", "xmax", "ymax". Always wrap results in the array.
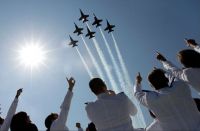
[
  {"xmin": 0, "ymin": 88, "xmax": 22, "ymax": 131},
  {"xmin": 85, "ymin": 78, "xmax": 138, "ymax": 131},
  {"xmin": 134, "ymin": 70, "xmax": 200, "ymax": 131},
  {"xmin": 45, "ymin": 77, "xmax": 75, "ymax": 131},
  {"xmin": 156, "ymin": 50, "xmax": 200, "ymax": 93}
]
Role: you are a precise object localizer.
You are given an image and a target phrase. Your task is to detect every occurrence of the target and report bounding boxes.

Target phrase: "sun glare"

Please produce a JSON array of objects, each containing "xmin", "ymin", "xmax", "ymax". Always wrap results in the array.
[{"xmin": 18, "ymin": 42, "xmax": 46, "ymax": 69}]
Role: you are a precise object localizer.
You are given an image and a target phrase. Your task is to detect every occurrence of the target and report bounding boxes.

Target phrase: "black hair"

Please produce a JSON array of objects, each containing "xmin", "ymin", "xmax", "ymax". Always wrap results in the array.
[
  {"xmin": 148, "ymin": 69, "xmax": 169, "ymax": 90},
  {"xmin": 45, "ymin": 113, "xmax": 58, "ymax": 131},
  {"xmin": 89, "ymin": 78, "xmax": 106, "ymax": 95},
  {"xmin": 87, "ymin": 122, "xmax": 97, "ymax": 131},
  {"xmin": 178, "ymin": 49, "xmax": 200, "ymax": 68},
  {"xmin": 10, "ymin": 111, "xmax": 33, "ymax": 131}
]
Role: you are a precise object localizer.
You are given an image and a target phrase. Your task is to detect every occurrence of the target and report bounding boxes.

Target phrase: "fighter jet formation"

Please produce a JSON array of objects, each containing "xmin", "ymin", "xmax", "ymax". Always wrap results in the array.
[{"xmin": 68, "ymin": 9, "xmax": 115, "ymax": 47}]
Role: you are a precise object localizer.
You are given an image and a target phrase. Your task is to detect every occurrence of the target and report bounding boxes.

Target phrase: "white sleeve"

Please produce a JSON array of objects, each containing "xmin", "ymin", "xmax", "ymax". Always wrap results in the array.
[
  {"xmin": 51, "ymin": 90, "xmax": 73, "ymax": 129},
  {"xmin": 0, "ymin": 98, "xmax": 18, "ymax": 131},
  {"xmin": 194, "ymin": 45, "xmax": 200, "ymax": 53},
  {"xmin": 162, "ymin": 61, "xmax": 187, "ymax": 81},
  {"xmin": 134, "ymin": 83, "xmax": 148, "ymax": 107}
]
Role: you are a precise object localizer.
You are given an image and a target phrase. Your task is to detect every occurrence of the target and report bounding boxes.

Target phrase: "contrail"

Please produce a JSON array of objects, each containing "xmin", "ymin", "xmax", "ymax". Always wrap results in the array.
[
  {"xmin": 80, "ymin": 35, "xmax": 105, "ymax": 80},
  {"xmin": 92, "ymin": 38, "xmax": 119, "ymax": 93},
  {"xmin": 86, "ymin": 22, "xmax": 119, "ymax": 92},
  {"xmin": 111, "ymin": 33, "xmax": 146, "ymax": 127},
  {"xmin": 99, "ymin": 27, "xmax": 125, "ymax": 90},
  {"xmin": 75, "ymin": 47, "xmax": 93, "ymax": 79}
]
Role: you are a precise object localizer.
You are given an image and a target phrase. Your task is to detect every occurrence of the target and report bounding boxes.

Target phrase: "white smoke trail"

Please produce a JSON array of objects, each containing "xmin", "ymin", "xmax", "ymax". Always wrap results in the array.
[
  {"xmin": 111, "ymin": 33, "xmax": 146, "ymax": 127},
  {"xmin": 80, "ymin": 35, "xmax": 105, "ymax": 80},
  {"xmin": 86, "ymin": 22, "xmax": 119, "ymax": 92},
  {"xmin": 99, "ymin": 27, "xmax": 125, "ymax": 90},
  {"xmin": 76, "ymin": 47, "xmax": 93, "ymax": 78},
  {"xmin": 92, "ymin": 38, "xmax": 119, "ymax": 93}
]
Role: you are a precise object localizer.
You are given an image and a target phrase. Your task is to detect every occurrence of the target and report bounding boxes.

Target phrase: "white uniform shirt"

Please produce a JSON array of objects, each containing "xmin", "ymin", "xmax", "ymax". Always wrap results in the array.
[
  {"xmin": 0, "ymin": 98, "xmax": 18, "ymax": 131},
  {"xmin": 85, "ymin": 92, "xmax": 137, "ymax": 131},
  {"xmin": 145, "ymin": 120, "xmax": 162, "ymax": 131},
  {"xmin": 194, "ymin": 45, "xmax": 200, "ymax": 53},
  {"xmin": 162, "ymin": 60, "xmax": 200, "ymax": 93},
  {"xmin": 50, "ymin": 90, "xmax": 73, "ymax": 131},
  {"xmin": 134, "ymin": 81, "xmax": 200, "ymax": 131}
]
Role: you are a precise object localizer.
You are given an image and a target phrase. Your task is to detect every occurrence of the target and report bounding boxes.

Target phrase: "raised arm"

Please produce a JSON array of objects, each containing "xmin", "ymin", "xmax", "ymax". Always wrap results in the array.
[
  {"xmin": 156, "ymin": 52, "xmax": 185, "ymax": 80},
  {"xmin": 133, "ymin": 73, "xmax": 148, "ymax": 107},
  {"xmin": 185, "ymin": 39, "xmax": 200, "ymax": 53},
  {"xmin": 0, "ymin": 89, "xmax": 22, "ymax": 131},
  {"xmin": 52, "ymin": 77, "xmax": 75, "ymax": 128}
]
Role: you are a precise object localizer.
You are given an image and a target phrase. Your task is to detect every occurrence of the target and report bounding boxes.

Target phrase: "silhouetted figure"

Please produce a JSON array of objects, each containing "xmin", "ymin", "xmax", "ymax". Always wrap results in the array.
[
  {"xmin": 85, "ymin": 78, "xmax": 137, "ymax": 131},
  {"xmin": 86, "ymin": 122, "xmax": 97, "ymax": 131},
  {"xmin": 10, "ymin": 111, "xmax": 38, "ymax": 131},
  {"xmin": 157, "ymin": 51, "xmax": 200, "ymax": 93},
  {"xmin": 134, "ymin": 70, "xmax": 200, "ymax": 131},
  {"xmin": 0, "ymin": 89, "xmax": 22, "ymax": 131},
  {"xmin": 45, "ymin": 77, "xmax": 75, "ymax": 131},
  {"xmin": 76, "ymin": 122, "xmax": 84, "ymax": 131}
]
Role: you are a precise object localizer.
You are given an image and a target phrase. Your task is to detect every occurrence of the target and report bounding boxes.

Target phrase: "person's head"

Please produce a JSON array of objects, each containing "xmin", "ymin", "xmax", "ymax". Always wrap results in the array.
[
  {"xmin": 194, "ymin": 98, "xmax": 200, "ymax": 112},
  {"xmin": 45, "ymin": 113, "xmax": 58, "ymax": 130},
  {"xmin": 87, "ymin": 122, "xmax": 97, "ymax": 131},
  {"xmin": 10, "ymin": 111, "xmax": 31, "ymax": 131},
  {"xmin": 89, "ymin": 78, "xmax": 107, "ymax": 95},
  {"xmin": 148, "ymin": 69, "xmax": 169, "ymax": 90},
  {"xmin": 0, "ymin": 116, "xmax": 4, "ymax": 125},
  {"xmin": 178, "ymin": 49, "xmax": 200, "ymax": 68}
]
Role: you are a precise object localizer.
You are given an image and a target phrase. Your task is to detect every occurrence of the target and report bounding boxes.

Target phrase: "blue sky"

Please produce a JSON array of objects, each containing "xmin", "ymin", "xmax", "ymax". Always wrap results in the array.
[{"xmin": 0, "ymin": 0, "xmax": 200, "ymax": 130}]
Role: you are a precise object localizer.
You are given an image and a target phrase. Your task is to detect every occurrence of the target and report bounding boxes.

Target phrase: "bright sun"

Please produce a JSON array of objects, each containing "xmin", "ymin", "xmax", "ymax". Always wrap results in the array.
[{"xmin": 18, "ymin": 42, "xmax": 46, "ymax": 69}]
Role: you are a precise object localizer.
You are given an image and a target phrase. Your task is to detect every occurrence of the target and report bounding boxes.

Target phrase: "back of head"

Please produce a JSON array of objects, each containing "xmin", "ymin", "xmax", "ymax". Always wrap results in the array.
[
  {"xmin": 10, "ymin": 111, "xmax": 28, "ymax": 131},
  {"xmin": 45, "ymin": 113, "xmax": 58, "ymax": 131},
  {"xmin": 148, "ymin": 69, "xmax": 169, "ymax": 90},
  {"xmin": 89, "ymin": 78, "xmax": 107, "ymax": 95},
  {"xmin": 194, "ymin": 98, "xmax": 200, "ymax": 112},
  {"xmin": 87, "ymin": 122, "xmax": 97, "ymax": 131},
  {"xmin": 178, "ymin": 49, "xmax": 200, "ymax": 68}
]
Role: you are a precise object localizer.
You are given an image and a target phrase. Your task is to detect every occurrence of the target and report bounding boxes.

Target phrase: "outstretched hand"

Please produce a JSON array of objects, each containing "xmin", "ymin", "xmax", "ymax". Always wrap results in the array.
[
  {"xmin": 15, "ymin": 88, "xmax": 23, "ymax": 99},
  {"xmin": 66, "ymin": 77, "xmax": 75, "ymax": 91},
  {"xmin": 156, "ymin": 52, "xmax": 167, "ymax": 61},
  {"xmin": 136, "ymin": 72, "xmax": 142, "ymax": 84},
  {"xmin": 184, "ymin": 39, "xmax": 197, "ymax": 48}
]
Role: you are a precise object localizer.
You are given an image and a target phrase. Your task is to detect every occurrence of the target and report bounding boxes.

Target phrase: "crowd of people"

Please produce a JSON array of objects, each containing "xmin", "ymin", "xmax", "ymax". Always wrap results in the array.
[{"xmin": 0, "ymin": 39, "xmax": 200, "ymax": 131}]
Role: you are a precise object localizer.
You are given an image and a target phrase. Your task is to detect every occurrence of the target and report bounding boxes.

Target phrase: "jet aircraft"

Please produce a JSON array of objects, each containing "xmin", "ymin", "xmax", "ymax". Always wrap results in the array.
[
  {"xmin": 69, "ymin": 35, "xmax": 78, "ymax": 47},
  {"xmin": 104, "ymin": 20, "xmax": 115, "ymax": 33},
  {"xmin": 73, "ymin": 23, "xmax": 83, "ymax": 36}
]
